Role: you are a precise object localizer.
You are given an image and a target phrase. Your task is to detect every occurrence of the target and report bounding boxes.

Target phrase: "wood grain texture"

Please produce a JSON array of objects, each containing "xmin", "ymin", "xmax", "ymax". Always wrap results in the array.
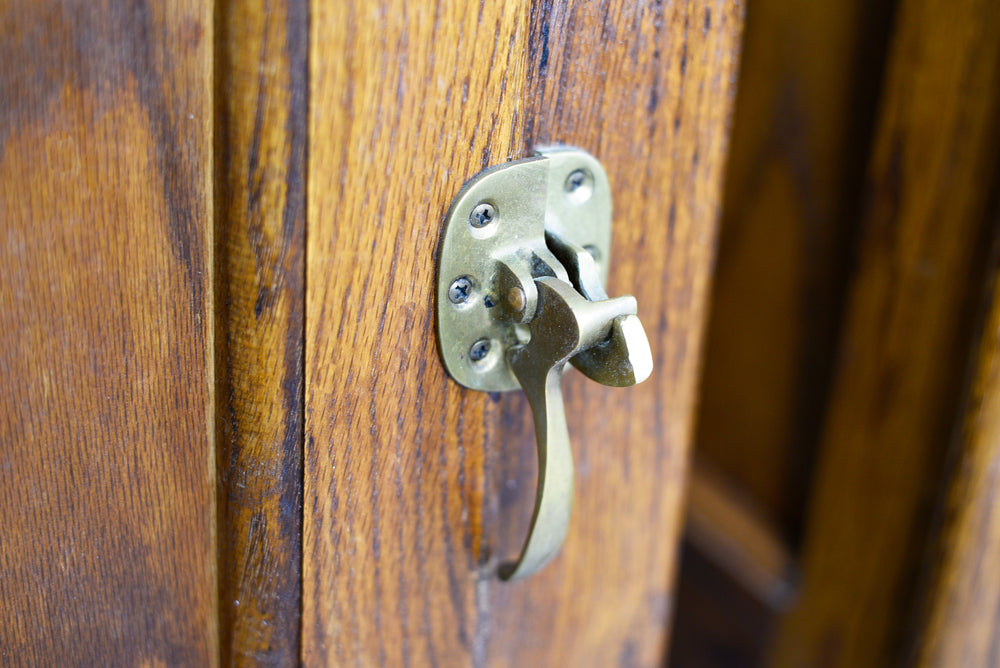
[
  {"xmin": 693, "ymin": 0, "xmax": 895, "ymax": 539},
  {"xmin": 0, "ymin": 1, "xmax": 217, "ymax": 664},
  {"xmin": 911, "ymin": 232, "xmax": 1000, "ymax": 667},
  {"xmin": 488, "ymin": 2, "xmax": 744, "ymax": 666},
  {"xmin": 214, "ymin": 0, "xmax": 306, "ymax": 665},
  {"xmin": 769, "ymin": 0, "xmax": 1000, "ymax": 663},
  {"xmin": 304, "ymin": 2, "xmax": 531, "ymax": 665},
  {"xmin": 305, "ymin": 0, "xmax": 744, "ymax": 666}
]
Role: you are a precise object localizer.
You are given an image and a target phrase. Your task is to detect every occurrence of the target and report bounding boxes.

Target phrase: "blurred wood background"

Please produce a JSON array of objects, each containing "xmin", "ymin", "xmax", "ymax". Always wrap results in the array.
[{"xmin": 672, "ymin": 0, "xmax": 1000, "ymax": 664}]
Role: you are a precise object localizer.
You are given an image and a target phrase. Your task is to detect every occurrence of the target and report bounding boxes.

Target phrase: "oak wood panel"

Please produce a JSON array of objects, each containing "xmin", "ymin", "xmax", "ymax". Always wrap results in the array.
[
  {"xmin": 910, "ymin": 233, "xmax": 1000, "ymax": 666},
  {"xmin": 694, "ymin": 0, "xmax": 895, "ymax": 539},
  {"xmin": 487, "ymin": 3, "xmax": 745, "ymax": 666},
  {"xmin": 769, "ymin": 0, "xmax": 1000, "ymax": 663},
  {"xmin": 0, "ymin": 1, "xmax": 217, "ymax": 664},
  {"xmin": 304, "ymin": 2, "xmax": 531, "ymax": 665},
  {"xmin": 305, "ymin": 0, "xmax": 744, "ymax": 666},
  {"xmin": 213, "ymin": 0, "xmax": 306, "ymax": 665}
]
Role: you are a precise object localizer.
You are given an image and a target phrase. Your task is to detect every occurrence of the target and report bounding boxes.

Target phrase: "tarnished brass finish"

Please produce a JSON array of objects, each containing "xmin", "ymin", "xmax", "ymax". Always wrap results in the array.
[
  {"xmin": 501, "ymin": 278, "xmax": 638, "ymax": 580},
  {"xmin": 436, "ymin": 147, "xmax": 652, "ymax": 581}
]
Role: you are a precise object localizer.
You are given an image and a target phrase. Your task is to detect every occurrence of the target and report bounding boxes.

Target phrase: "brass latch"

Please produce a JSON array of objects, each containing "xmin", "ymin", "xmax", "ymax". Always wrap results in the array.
[{"xmin": 436, "ymin": 147, "xmax": 652, "ymax": 580}]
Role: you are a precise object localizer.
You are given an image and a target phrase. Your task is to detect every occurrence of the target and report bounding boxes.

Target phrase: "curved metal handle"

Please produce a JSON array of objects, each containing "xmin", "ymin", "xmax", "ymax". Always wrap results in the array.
[
  {"xmin": 500, "ymin": 278, "xmax": 638, "ymax": 580},
  {"xmin": 498, "ymin": 352, "xmax": 573, "ymax": 580}
]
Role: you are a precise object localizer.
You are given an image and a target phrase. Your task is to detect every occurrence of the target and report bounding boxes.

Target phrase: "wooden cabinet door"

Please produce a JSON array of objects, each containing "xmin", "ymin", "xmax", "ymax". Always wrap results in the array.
[
  {"xmin": 0, "ymin": 1, "xmax": 744, "ymax": 665},
  {"xmin": 303, "ymin": 2, "xmax": 743, "ymax": 665}
]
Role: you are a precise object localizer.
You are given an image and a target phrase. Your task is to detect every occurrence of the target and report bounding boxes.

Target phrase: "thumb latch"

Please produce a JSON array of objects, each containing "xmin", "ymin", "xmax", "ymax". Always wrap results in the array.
[{"xmin": 436, "ymin": 147, "xmax": 653, "ymax": 581}]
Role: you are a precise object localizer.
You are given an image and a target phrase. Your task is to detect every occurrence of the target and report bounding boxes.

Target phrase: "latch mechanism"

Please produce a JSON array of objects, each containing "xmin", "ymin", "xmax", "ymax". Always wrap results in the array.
[{"xmin": 436, "ymin": 147, "xmax": 652, "ymax": 580}]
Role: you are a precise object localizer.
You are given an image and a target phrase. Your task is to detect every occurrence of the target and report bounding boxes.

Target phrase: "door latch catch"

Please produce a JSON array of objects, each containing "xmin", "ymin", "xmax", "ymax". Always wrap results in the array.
[{"xmin": 436, "ymin": 147, "xmax": 652, "ymax": 581}]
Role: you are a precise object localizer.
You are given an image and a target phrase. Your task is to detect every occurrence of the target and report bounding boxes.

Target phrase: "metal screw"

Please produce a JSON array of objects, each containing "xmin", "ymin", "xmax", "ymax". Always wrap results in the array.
[
  {"xmin": 565, "ymin": 169, "xmax": 588, "ymax": 192},
  {"xmin": 469, "ymin": 338, "xmax": 491, "ymax": 363},
  {"xmin": 469, "ymin": 202, "xmax": 496, "ymax": 228},
  {"xmin": 449, "ymin": 276, "xmax": 473, "ymax": 304}
]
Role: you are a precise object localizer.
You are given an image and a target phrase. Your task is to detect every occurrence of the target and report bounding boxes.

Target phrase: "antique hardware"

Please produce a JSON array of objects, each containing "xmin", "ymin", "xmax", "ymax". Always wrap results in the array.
[{"xmin": 436, "ymin": 147, "xmax": 653, "ymax": 581}]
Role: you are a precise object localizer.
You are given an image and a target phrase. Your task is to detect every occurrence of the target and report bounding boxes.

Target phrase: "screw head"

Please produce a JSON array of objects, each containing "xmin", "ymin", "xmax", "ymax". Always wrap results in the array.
[
  {"xmin": 564, "ymin": 168, "xmax": 594, "ymax": 205},
  {"xmin": 469, "ymin": 202, "xmax": 496, "ymax": 228},
  {"xmin": 565, "ymin": 170, "xmax": 587, "ymax": 192},
  {"xmin": 469, "ymin": 338, "xmax": 491, "ymax": 363},
  {"xmin": 448, "ymin": 276, "xmax": 474, "ymax": 304}
]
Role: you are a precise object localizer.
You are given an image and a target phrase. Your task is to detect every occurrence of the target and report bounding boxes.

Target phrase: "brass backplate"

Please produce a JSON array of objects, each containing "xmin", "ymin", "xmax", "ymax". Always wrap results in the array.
[{"xmin": 436, "ymin": 147, "xmax": 612, "ymax": 391}]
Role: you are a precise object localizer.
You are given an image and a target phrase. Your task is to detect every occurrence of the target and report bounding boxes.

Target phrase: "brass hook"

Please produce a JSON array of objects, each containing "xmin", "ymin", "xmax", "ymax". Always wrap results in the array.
[{"xmin": 500, "ymin": 278, "xmax": 640, "ymax": 580}]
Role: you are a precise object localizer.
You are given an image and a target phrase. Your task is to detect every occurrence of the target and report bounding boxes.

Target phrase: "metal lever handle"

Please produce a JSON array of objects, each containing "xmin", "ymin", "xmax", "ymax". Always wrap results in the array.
[
  {"xmin": 436, "ymin": 147, "xmax": 654, "ymax": 580},
  {"xmin": 500, "ymin": 277, "xmax": 638, "ymax": 580}
]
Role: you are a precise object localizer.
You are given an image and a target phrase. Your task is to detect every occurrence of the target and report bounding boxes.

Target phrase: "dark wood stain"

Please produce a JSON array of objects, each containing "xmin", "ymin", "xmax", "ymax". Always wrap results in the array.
[
  {"xmin": 0, "ymin": 0, "xmax": 740, "ymax": 664},
  {"xmin": 213, "ymin": 0, "xmax": 306, "ymax": 664}
]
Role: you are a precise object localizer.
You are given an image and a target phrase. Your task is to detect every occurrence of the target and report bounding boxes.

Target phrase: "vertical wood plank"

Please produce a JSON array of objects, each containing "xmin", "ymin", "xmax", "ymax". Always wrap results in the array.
[
  {"xmin": 486, "ymin": 2, "xmax": 745, "ymax": 666},
  {"xmin": 304, "ymin": 2, "xmax": 530, "ymax": 665},
  {"xmin": 0, "ymin": 1, "xmax": 217, "ymax": 664},
  {"xmin": 671, "ymin": 2, "xmax": 894, "ymax": 661},
  {"xmin": 214, "ymin": 0, "xmax": 306, "ymax": 664},
  {"xmin": 305, "ymin": 1, "xmax": 744, "ymax": 665},
  {"xmin": 912, "ymin": 235, "xmax": 1000, "ymax": 666},
  {"xmin": 769, "ymin": 0, "xmax": 1000, "ymax": 663},
  {"xmin": 693, "ymin": 0, "xmax": 895, "ymax": 537}
]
